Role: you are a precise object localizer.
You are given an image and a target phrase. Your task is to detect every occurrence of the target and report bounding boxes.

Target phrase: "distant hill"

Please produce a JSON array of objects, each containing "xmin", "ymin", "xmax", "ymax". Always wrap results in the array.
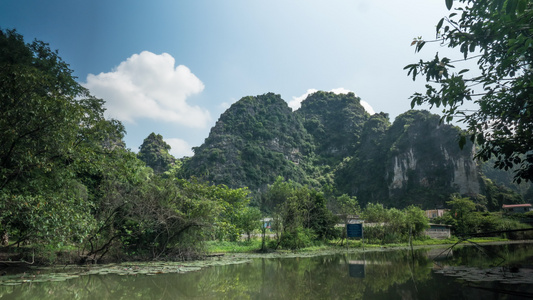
[
  {"xmin": 182, "ymin": 93, "xmax": 313, "ymax": 192},
  {"xmin": 181, "ymin": 91, "xmax": 524, "ymax": 210},
  {"xmin": 336, "ymin": 110, "xmax": 481, "ymax": 209},
  {"xmin": 296, "ymin": 91, "xmax": 369, "ymax": 164}
]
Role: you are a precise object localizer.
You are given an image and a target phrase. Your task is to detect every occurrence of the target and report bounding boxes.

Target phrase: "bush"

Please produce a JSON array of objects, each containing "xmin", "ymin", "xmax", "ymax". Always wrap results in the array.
[{"xmin": 279, "ymin": 227, "xmax": 317, "ymax": 249}]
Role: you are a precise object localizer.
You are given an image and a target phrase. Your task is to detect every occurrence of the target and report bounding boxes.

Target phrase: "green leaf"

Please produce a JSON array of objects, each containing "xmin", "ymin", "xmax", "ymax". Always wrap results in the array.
[
  {"xmin": 469, "ymin": 43, "xmax": 476, "ymax": 52},
  {"xmin": 458, "ymin": 135, "xmax": 466, "ymax": 149},
  {"xmin": 506, "ymin": 0, "xmax": 518, "ymax": 14},
  {"xmin": 517, "ymin": 0, "xmax": 527, "ymax": 13},
  {"xmin": 436, "ymin": 18, "xmax": 444, "ymax": 33},
  {"xmin": 445, "ymin": 0, "xmax": 453, "ymax": 10}
]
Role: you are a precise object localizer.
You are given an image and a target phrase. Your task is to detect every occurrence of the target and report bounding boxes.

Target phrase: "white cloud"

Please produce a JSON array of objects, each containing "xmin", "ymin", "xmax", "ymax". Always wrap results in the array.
[
  {"xmin": 359, "ymin": 100, "xmax": 375, "ymax": 115},
  {"xmin": 220, "ymin": 97, "xmax": 238, "ymax": 111},
  {"xmin": 165, "ymin": 138, "xmax": 194, "ymax": 158},
  {"xmin": 288, "ymin": 88, "xmax": 318, "ymax": 110},
  {"xmin": 84, "ymin": 51, "xmax": 211, "ymax": 128},
  {"xmin": 289, "ymin": 88, "xmax": 375, "ymax": 115},
  {"xmin": 330, "ymin": 87, "xmax": 353, "ymax": 95}
]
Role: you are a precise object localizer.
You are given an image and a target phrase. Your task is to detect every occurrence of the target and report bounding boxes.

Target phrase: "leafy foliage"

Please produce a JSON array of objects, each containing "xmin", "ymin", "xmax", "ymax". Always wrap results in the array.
[
  {"xmin": 137, "ymin": 132, "xmax": 176, "ymax": 174},
  {"xmin": 334, "ymin": 112, "xmax": 391, "ymax": 204},
  {"xmin": 361, "ymin": 203, "xmax": 429, "ymax": 244},
  {"xmin": 481, "ymin": 176, "xmax": 524, "ymax": 211},
  {"xmin": 480, "ymin": 156, "xmax": 532, "ymax": 198},
  {"xmin": 0, "ymin": 29, "xmax": 124, "ymax": 248},
  {"xmin": 433, "ymin": 194, "xmax": 532, "ymax": 237},
  {"xmin": 264, "ymin": 177, "xmax": 338, "ymax": 249},
  {"xmin": 336, "ymin": 110, "xmax": 480, "ymax": 209},
  {"xmin": 183, "ymin": 93, "xmax": 313, "ymax": 192},
  {"xmin": 405, "ymin": 0, "xmax": 533, "ymax": 182},
  {"xmin": 296, "ymin": 91, "xmax": 369, "ymax": 164},
  {"xmin": 0, "ymin": 30, "xmax": 263, "ymax": 262}
]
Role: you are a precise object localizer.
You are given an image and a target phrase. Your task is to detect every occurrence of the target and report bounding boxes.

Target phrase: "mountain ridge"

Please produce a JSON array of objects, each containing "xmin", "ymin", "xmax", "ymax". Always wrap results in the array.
[{"xmin": 179, "ymin": 91, "xmax": 527, "ymax": 210}]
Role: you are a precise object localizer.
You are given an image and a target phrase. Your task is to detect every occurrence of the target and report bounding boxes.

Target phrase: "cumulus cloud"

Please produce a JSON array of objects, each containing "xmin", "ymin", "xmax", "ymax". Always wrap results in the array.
[
  {"xmin": 330, "ymin": 87, "xmax": 353, "ymax": 95},
  {"xmin": 84, "ymin": 51, "xmax": 211, "ymax": 128},
  {"xmin": 289, "ymin": 88, "xmax": 375, "ymax": 115},
  {"xmin": 288, "ymin": 88, "xmax": 318, "ymax": 111},
  {"xmin": 359, "ymin": 100, "xmax": 376, "ymax": 115},
  {"xmin": 165, "ymin": 138, "xmax": 194, "ymax": 158}
]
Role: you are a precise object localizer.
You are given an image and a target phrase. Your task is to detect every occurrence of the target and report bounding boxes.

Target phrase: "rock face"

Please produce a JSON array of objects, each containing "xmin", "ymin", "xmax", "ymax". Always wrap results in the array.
[
  {"xmin": 389, "ymin": 146, "xmax": 480, "ymax": 194},
  {"xmin": 335, "ymin": 110, "xmax": 482, "ymax": 208},
  {"xmin": 383, "ymin": 110, "xmax": 481, "ymax": 207},
  {"xmin": 183, "ymin": 92, "xmax": 483, "ymax": 209},
  {"xmin": 389, "ymin": 148, "xmax": 417, "ymax": 190}
]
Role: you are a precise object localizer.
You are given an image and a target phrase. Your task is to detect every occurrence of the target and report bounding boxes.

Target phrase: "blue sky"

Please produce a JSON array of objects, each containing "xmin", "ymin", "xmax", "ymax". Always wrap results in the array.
[{"xmin": 1, "ymin": 0, "xmax": 459, "ymax": 158}]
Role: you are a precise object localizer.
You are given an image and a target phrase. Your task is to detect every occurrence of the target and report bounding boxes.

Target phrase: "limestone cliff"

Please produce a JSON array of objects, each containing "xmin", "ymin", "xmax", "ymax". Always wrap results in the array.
[
  {"xmin": 383, "ymin": 110, "xmax": 481, "ymax": 207},
  {"xmin": 335, "ymin": 110, "xmax": 482, "ymax": 209},
  {"xmin": 182, "ymin": 91, "xmax": 486, "ymax": 209}
]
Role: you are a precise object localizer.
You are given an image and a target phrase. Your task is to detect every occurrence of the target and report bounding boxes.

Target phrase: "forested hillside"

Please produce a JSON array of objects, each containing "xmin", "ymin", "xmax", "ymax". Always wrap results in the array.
[
  {"xmin": 296, "ymin": 91, "xmax": 369, "ymax": 164},
  {"xmin": 336, "ymin": 110, "xmax": 481, "ymax": 208},
  {"xmin": 181, "ymin": 91, "xmax": 524, "ymax": 210},
  {"xmin": 182, "ymin": 93, "xmax": 314, "ymax": 192},
  {"xmin": 1, "ymin": 28, "xmax": 529, "ymax": 263}
]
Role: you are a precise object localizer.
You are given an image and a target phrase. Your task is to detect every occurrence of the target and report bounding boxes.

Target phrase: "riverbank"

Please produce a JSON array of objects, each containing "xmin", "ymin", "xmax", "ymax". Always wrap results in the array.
[
  {"xmin": 207, "ymin": 238, "xmax": 533, "ymax": 260},
  {"xmin": 1, "ymin": 239, "xmax": 532, "ymax": 286},
  {"xmin": 0, "ymin": 236, "xmax": 517, "ymax": 267},
  {"xmin": 205, "ymin": 236, "xmax": 512, "ymax": 254}
]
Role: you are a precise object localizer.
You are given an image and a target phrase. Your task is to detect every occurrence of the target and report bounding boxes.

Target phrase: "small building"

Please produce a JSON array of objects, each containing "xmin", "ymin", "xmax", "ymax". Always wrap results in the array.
[
  {"xmin": 425, "ymin": 224, "xmax": 451, "ymax": 239},
  {"xmin": 424, "ymin": 209, "xmax": 448, "ymax": 219},
  {"xmin": 502, "ymin": 204, "xmax": 532, "ymax": 214},
  {"xmin": 262, "ymin": 218, "xmax": 273, "ymax": 230}
]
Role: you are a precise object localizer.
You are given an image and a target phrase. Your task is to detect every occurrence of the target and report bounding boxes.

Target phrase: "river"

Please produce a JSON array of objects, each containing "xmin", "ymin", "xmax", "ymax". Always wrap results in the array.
[{"xmin": 1, "ymin": 242, "xmax": 532, "ymax": 299}]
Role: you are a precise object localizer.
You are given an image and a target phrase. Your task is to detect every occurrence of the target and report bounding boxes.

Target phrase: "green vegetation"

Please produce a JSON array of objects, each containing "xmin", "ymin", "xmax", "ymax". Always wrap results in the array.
[
  {"xmin": 262, "ymin": 177, "xmax": 338, "ymax": 249},
  {"xmin": 361, "ymin": 203, "xmax": 429, "ymax": 244},
  {"xmin": 296, "ymin": 91, "xmax": 369, "ymax": 164},
  {"xmin": 182, "ymin": 93, "xmax": 314, "ymax": 193},
  {"xmin": 433, "ymin": 195, "xmax": 533, "ymax": 239},
  {"xmin": 335, "ymin": 110, "xmax": 476, "ymax": 209},
  {"xmin": 205, "ymin": 240, "xmax": 263, "ymax": 253},
  {"xmin": 405, "ymin": 0, "xmax": 533, "ymax": 182},
  {"xmin": 0, "ymin": 30, "xmax": 263, "ymax": 263},
  {"xmin": 137, "ymin": 132, "xmax": 176, "ymax": 174},
  {"xmin": 1, "ymin": 27, "xmax": 531, "ymax": 265},
  {"xmin": 0, "ymin": 29, "xmax": 126, "ymax": 251}
]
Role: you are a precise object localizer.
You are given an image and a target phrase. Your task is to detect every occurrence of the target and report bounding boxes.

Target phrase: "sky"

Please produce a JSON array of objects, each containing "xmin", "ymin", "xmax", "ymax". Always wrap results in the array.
[{"xmin": 0, "ymin": 0, "xmax": 465, "ymax": 158}]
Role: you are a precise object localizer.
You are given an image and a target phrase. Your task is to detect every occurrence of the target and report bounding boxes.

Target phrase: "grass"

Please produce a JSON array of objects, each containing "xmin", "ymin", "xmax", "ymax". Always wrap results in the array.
[
  {"xmin": 205, "ymin": 240, "xmax": 263, "ymax": 253},
  {"xmin": 205, "ymin": 236, "xmax": 511, "ymax": 254}
]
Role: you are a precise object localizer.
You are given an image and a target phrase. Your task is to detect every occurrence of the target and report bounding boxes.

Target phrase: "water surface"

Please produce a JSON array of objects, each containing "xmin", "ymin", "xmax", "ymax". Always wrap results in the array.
[{"xmin": 1, "ymin": 243, "xmax": 532, "ymax": 299}]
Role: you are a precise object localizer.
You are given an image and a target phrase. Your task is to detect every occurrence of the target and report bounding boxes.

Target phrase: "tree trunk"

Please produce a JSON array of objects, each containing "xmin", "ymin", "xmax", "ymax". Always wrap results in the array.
[{"xmin": 1, "ymin": 230, "xmax": 8, "ymax": 246}]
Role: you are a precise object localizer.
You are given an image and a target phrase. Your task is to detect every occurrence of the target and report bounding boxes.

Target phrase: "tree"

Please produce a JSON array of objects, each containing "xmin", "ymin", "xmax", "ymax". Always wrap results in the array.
[
  {"xmin": 404, "ymin": 205, "xmax": 430, "ymax": 238},
  {"xmin": 211, "ymin": 184, "xmax": 252, "ymax": 241},
  {"xmin": 405, "ymin": 0, "xmax": 533, "ymax": 182},
  {"xmin": 446, "ymin": 195, "xmax": 478, "ymax": 235},
  {"xmin": 0, "ymin": 29, "xmax": 124, "ymax": 248},
  {"xmin": 236, "ymin": 206, "xmax": 262, "ymax": 241},
  {"xmin": 137, "ymin": 132, "xmax": 175, "ymax": 174},
  {"xmin": 264, "ymin": 178, "xmax": 337, "ymax": 249}
]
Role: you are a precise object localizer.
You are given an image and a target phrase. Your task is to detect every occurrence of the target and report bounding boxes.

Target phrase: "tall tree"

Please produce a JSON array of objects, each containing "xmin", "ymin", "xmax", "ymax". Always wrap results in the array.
[
  {"xmin": 137, "ymin": 132, "xmax": 175, "ymax": 174},
  {"xmin": 0, "ymin": 29, "xmax": 124, "ymax": 246},
  {"xmin": 405, "ymin": 0, "xmax": 533, "ymax": 182}
]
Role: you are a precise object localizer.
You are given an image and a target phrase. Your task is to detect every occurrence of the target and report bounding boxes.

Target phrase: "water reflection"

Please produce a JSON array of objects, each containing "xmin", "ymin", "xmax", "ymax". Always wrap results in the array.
[{"xmin": 1, "ymin": 243, "xmax": 532, "ymax": 299}]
